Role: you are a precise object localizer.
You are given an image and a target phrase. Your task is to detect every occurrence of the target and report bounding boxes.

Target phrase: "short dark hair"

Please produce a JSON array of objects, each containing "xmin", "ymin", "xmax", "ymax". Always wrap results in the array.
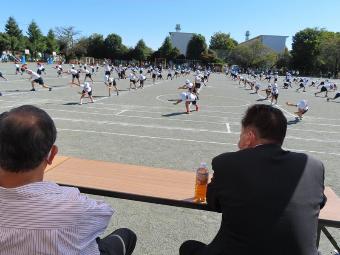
[
  {"xmin": 241, "ymin": 104, "xmax": 287, "ymax": 145},
  {"xmin": 0, "ymin": 105, "xmax": 57, "ymax": 172}
]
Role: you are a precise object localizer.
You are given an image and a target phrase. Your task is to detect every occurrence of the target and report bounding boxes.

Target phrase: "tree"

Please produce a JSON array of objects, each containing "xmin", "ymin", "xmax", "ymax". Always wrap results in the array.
[
  {"xmin": 209, "ymin": 32, "xmax": 237, "ymax": 60},
  {"xmin": 27, "ymin": 21, "xmax": 46, "ymax": 58},
  {"xmin": 186, "ymin": 34, "xmax": 207, "ymax": 60},
  {"xmin": 276, "ymin": 48, "xmax": 292, "ymax": 72},
  {"xmin": 132, "ymin": 39, "xmax": 152, "ymax": 63},
  {"xmin": 229, "ymin": 44, "xmax": 252, "ymax": 68},
  {"xmin": 0, "ymin": 33, "xmax": 11, "ymax": 52},
  {"xmin": 158, "ymin": 36, "xmax": 173, "ymax": 59},
  {"xmin": 201, "ymin": 49, "xmax": 219, "ymax": 64},
  {"xmin": 55, "ymin": 26, "xmax": 80, "ymax": 60},
  {"xmin": 230, "ymin": 40, "xmax": 276, "ymax": 69},
  {"xmin": 319, "ymin": 32, "xmax": 340, "ymax": 78},
  {"xmin": 73, "ymin": 37, "xmax": 89, "ymax": 58},
  {"xmin": 104, "ymin": 33, "xmax": 126, "ymax": 59},
  {"xmin": 291, "ymin": 28, "xmax": 323, "ymax": 74},
  {"xmin": 45, "ymin": 29, "xmax": 58, "ymax": 54},
  {"xmin": 87, "ymin": 33, "xmax": 105, "ymax": 59},
  {"xmin": 4, "ymin": 16, "xmax": 23, "ymax": 52}
]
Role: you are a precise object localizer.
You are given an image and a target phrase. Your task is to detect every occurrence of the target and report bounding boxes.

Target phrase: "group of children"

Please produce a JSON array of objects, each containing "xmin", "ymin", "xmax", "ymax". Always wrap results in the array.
[{"xmin": 230, "ymin": 70, "xmax": 339, "ymax": 120}]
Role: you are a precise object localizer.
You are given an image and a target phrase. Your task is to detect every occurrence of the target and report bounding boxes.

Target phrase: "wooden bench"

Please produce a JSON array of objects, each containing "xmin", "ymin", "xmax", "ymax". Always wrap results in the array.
[{"xmin": 45, "ymin": 156, "xmax": 340, "ymax": 252}]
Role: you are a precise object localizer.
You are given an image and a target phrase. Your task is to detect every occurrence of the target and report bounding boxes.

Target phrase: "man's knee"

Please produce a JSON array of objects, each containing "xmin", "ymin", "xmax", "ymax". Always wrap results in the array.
[{"xmin": 98, "ymin": 228, "xmax": 137, "ymax": 255}]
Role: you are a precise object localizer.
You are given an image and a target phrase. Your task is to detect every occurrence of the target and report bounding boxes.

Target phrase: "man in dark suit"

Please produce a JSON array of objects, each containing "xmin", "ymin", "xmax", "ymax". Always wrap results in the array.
[{"xmin": 180, "ymin": 104, "xmax": 326, "ymax": 255}]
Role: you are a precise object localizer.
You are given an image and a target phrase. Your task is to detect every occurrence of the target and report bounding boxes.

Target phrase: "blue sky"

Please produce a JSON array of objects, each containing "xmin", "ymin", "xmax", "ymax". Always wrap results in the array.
[{"xmin": 1, "ymin": 0, "xmax": 339, "ymax": 50}]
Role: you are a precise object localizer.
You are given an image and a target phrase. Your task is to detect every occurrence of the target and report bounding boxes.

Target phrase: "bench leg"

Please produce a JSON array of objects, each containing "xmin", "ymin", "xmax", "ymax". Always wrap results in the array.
[{"xmin": 321, "ymin": 226, "xmax": 340, "ymax": 253}]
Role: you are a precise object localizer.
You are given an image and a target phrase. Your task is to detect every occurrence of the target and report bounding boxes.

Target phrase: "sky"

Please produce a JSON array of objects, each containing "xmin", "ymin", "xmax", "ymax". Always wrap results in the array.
[{"xmin": 1, "ymin": 0, "xmax": 339, "ymax": 50}]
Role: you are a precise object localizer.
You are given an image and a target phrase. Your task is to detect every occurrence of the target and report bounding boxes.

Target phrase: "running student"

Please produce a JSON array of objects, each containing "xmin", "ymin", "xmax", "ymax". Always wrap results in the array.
[
  {"xmin": 80, "ymin": 82, "xmax": 94, "ymax": 105},
  {"xmin": 286, "ymin": 100, "xmax": 309, "ymax": 120},
  {"xmin": 26, "ymin": 69, "xmax": 52, "ymax": 91},
  {"xmin": 327, "ymin": 92, "xmax": 340, "ymax": 102}
]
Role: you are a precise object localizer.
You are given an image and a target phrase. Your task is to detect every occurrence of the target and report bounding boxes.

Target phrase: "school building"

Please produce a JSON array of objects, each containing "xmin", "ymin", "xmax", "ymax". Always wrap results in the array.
[
  {"xmin": 169, "ymin": 32, "xmax": 194, "ymax": 56},
  {"xmin": 239, "ymin": 35, "xmax": 288, "ymax": 53}
]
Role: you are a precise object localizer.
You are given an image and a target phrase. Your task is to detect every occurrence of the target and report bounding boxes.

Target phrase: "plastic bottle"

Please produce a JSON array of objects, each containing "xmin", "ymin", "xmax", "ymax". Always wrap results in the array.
[{"xmin": 194, "ymin": 162, "xmax": 209, "ymax": 203}]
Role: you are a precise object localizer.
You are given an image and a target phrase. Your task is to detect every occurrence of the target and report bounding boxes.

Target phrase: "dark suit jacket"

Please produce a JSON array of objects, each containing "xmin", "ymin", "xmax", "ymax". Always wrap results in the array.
[{"xmin": 206, "ymin": 144, "xmax": 326, "ymax": 255}]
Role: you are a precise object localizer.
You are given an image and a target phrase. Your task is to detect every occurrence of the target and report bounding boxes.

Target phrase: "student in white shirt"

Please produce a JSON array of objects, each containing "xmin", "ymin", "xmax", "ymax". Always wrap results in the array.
[
  {"xmin": 105, "ymin": 76, "xmax": 119, "ymax": 96},
  {"xmin": 315, "ymin": 82, "xmax": 337, "ymax": 97},
  {"xmin": 15, "ymin": 63, "xmax": 21, "ymax": 74},
  {"xmin": 138, "ymin": 72, "xmax": 146, "ymax": 88},
  {"xmin": 83, "ymin": 67, "xmax": 94, "ymax": 83},
  {"xmin": 67, "ymin": 67, "xmax": 81, "ymax": 86},
  {"xmin": 128, "ymin": 73, "xmax": 137, "ymax": 90},
  {"xmin": 26, "ymin": 69, "xmax": 52, "ymax": 91},
  {"xmin": 271, "ymin": 83, "xmax": 279, "ymax": 105},
  {"xmin": 296, "ymin": 78, "xmax": 308, "ymax": 92},
  {"xmin": 286, "ymin": 99, "xmax": 309, "ymax": 120},
  {"xmin": 80, "ymin": 82, "xmax": 94, "ymax": 105}
]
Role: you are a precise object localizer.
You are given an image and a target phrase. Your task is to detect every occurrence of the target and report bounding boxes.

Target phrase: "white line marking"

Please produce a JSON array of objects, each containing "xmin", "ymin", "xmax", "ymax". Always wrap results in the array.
[
  {"xmin": 58, "ymin": 128, "xmax": 237, "ymax": 146},
  {"xmin": 256, "ymin": 93, "xmax": 296, "ymax": 118},
  {"xmin": 57, "ymin": 128, "xmax": 340, "ymax": 156},
  {"xmin": 54, "ymin": 117, "xmax": 228, "ymax": 134},
  {"xmin": 226, "ymin": 123, "xmax": 231, "ymax": 133},
  {"xmin": 115, "ymin": 110, "xmax": 127, "ymax": 116}
]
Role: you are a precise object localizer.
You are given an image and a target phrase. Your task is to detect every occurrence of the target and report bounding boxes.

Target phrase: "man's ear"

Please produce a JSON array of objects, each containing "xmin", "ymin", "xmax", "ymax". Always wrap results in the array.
[{"xmin": 46, "ymin": 145, "xmax": 58, "ymax": 165}]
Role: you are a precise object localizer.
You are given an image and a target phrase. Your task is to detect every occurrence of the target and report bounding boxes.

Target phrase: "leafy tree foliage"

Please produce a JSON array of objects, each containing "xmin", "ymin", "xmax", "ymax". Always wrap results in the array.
[{"xmin": 186, "ymin": 34, "xmax": 207, "ymax": 60}]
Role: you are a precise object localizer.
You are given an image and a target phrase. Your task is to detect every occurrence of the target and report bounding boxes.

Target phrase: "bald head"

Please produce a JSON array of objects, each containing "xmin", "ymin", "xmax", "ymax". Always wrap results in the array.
[{"xmin": 0, "ymin": 105, "xmax": 57, "ymax": 172}]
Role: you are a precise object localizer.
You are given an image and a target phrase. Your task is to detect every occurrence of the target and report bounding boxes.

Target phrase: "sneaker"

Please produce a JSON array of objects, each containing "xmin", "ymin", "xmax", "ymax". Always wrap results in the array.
[
  {"xmin": 327, "ymin": 98, "xmax": 330, "ymax": 102},
  {"xmin": 30, "ymin": 88, "xmax": 36, "ymax": 91},
  {"xmin": 48, "ymin": 88, "xmax": 52, "ymax": 91}
]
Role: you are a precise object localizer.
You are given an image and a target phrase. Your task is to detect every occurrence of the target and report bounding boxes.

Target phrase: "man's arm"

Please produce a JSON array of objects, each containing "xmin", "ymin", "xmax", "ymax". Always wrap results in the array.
[{"xmin": 207, "ymin": 157, "xmax": 222, "ymax": 212}]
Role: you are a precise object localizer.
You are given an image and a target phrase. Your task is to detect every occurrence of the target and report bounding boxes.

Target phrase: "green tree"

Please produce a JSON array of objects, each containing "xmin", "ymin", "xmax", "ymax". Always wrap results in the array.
[
  {"xmin": 201, "ymin": 49, "xmax": 219, "ymax": 64},
  {"xmin": 230, "ymin": 40, "xmax": 276, "ymax": 69},
  {"xmin": 4, "ymin": 16, "xmax": 23, "ymax": 52},
  {"xmin": 319, "ymin": 32, "xmax": 340, "ymax": 78},
  {"xmin": 230, "ymin": 44, "xmax": 252, "ymax": 68},
  {"xmin": 186, "ymin": 34, "xmax": 207, "ymax": 60},
  {"xmin": 45, "ymin": 29, "xmax": 59, "ymax": 54},
  {"xmin": 276, "ymin": 48, "xmax": 292, "ymax": 71},
  {"xmin": 132, "ymin": 39, "xmax": 152, "ymax": 62},
  {"xmin": 209, "ymin": 32, "xmax": 237, "ymax": 60},
  {"xmin": 291, "ymin": 28, "xmax": 323, "ymax": 74},
  {"xmin": 104, "ymin": 33, "xmax": 126, "ymax": 59},
  {"xmin": 74, "ymin": 37, "xmax": 89, "ymax": 58},
  {"xmin": 0, "ymin": 33, "xmax": 11, "ymax": 52},
  {"xmin": 87, "ymin": 33, "xmax": 105, "ymax": 59},
  {"xmin": 27, "ymin": 21, "xmax": 46, "ymax": 58}
]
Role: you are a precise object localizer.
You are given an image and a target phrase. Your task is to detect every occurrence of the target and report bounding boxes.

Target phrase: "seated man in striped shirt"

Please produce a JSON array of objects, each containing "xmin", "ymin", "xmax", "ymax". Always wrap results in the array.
[{"xmin": 0, "ymin": 105, "xmax": 137, "ymax": 255}]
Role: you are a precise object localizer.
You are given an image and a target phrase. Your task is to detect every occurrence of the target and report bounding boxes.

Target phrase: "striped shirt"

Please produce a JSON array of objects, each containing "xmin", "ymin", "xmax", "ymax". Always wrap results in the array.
[{"xmin": 0, "ymin": 181, "xmax": 114, "ymax": 255}]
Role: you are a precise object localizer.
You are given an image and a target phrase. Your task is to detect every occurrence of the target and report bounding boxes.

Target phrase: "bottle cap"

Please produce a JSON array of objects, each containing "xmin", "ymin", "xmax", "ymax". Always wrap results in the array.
[{"xmin": 200, "ymin": 162, "xmax": 207, "ymax": 168}]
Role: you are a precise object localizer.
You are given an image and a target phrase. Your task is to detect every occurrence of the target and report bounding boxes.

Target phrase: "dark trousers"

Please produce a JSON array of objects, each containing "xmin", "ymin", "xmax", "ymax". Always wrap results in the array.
[
  {"xmin": 180, "ymin": 240, "xmax": 208, "ymax": 255},
  {"xmin": 97, "ymin": 228, "xmax": 137, "ymax": 255}
]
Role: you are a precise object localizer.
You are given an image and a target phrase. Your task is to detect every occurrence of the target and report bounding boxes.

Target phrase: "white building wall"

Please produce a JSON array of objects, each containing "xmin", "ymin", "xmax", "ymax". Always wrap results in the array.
[
  {"xmin": 169, "ymin": 32, "xmax": 194, "ymax": 56},
  {"xmin": 260, "ymin": 35, "xmax": 288, "ymax": 53}
]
